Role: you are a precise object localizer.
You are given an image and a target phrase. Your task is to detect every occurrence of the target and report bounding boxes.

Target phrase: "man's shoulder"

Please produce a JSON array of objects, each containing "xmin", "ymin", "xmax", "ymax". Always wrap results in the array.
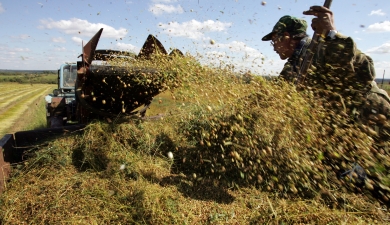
[
  {"xmin": 331, "ymin": 33, "xmax": 369, "ymax": 58},
  {"xmin": 330, "ymin": 32, "xmax": 354, "ymax": 43},
  {"xmin": 322, "ymin": 32, "xmax": 356, "ymax": 54},
  {"xmin": 334, "ymin": 32, "xmax": 347, "ymax": 38}
]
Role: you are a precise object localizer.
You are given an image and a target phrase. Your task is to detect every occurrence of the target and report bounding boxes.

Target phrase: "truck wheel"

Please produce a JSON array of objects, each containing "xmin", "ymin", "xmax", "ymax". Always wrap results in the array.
[{"xmin": 49, "ymin": 117, "xmax": 64, "ymax": 128}]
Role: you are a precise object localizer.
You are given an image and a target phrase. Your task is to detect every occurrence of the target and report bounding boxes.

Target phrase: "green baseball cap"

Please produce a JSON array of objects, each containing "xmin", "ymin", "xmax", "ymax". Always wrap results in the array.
[{"xmin": 262, "ymin": 15, "xmax": 308, "ymax": 41}]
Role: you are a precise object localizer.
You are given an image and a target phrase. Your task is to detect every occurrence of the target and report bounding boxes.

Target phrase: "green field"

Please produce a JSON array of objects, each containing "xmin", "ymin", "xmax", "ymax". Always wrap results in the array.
[
  {"xmin": 0, "ymin": 82, "xmax": 56, "ymax": 137},
  {"xmin": 378, "ymin": 82, "xmax": 390, "ymax": 94},
  {"xmin": 0, "ymin": 70, "xmax": 57, "ymax": 84}
]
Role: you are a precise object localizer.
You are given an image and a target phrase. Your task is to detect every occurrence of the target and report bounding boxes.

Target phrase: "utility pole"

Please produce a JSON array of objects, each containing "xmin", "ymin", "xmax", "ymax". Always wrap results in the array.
[{"xmin": 381, "ymin": 70, "xmax": 385, "ymax": 88}]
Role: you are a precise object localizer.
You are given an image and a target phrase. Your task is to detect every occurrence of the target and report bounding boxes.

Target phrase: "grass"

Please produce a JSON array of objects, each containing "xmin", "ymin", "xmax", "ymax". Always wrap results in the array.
[
  {"xmin": 0, "ymin": 83, "xmax": 55, "ymax": 136},
  {"xmin": 379, "ymin": 83, "xmax": 390, "ymax": 94},
  {"xmin": 0, "ymin": 72, "xmax": 57, "ymax": 84},
  {"xmin": 0, "ymin": 55, "xmax": 389, "ymax": 224},
  {"xmin": 13, "ymin": 96, "xmax": 51, "ymax": 132},
  {"xmin": 1, "ymin": 122, "xmax": 386, "ymax": 224}
]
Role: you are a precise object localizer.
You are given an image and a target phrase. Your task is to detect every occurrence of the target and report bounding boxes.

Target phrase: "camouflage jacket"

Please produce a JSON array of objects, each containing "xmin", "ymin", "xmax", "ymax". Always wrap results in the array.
[
  {"xmin": 280, "ymin": 33, "xmax": 375, "ymax": 89},
  {"xmin": 280, "ymin": 33, "xmax": 390, "ymax": 203},
  {"xmin": 280, "ymin": 33, "xmax": 390, "ymax": 144}
]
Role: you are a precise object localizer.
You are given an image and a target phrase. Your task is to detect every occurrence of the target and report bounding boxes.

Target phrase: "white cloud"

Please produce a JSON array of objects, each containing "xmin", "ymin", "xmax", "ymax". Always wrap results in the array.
[
  {"xmin": 202, "ymin": 51, "xmax": 227, "ymax": 66},
  {"xmin": 204, "ymin": 51, "xmax": 227, "ymax": 59},
  {"xmin": 197, "ymin": 40, "xmax": 266, "ymax": 75},
  {"xmin": 0, "ymin": 3, "xmax": 4, "ymax": 14},
  {"xmin": 369, "ymin": 9, "xmax": 386, "ymax": 16},
  {"xmin": 10, "ymin": 34, "xmax": 30, "ymax": 39},
  {"xmin": 52, "ymin": 37, "xmax": 66, "ymax": 43},
  {"xmin": 14, "ymin": 48, "xmax": 30, "ymax": 52},
  {"xmin": 366, "ymin": 41, "xmax": 390, "ymax": 54},
  {"xmin": 39, "ymin": 18, "xmax": 127, "ymax": 38},
  {"xmin": 201, "ymin": 49, "xmax": 271, "ymax": 75},
  {"xmin": 71, "ymin": 36, "xmax": 83, "ymax": 44},
  {"xmin": 115, "ymin": 42, "xmax": 139, "ymax": 53},
  {"xmin": 366, "ymin": 21, "xmax": 390, "ymax": 33},
  {"xmin": 374, "ymin": 60, "xmax": 389, "ymax": 69},
  {"xmin": 53, "ymin": 47, "xmax": 67, "ymax": 52},
  {"xmin": 213, "ymin": 41, "xmax": 263, "ymax": 58},
  {"xmin": 159, "ymin": 20, "xmax": 232, "ymax": 39},
  {"xmin": 149, "ymin": 4, "xmax": 183, "ymax": 15},
  {"xmin": 0, "ymin": 46, "xmax": 29, "ymax": 54},
  {"xmin": 372, "ymin": 60, "xmax": 390, "ymax": 78}
]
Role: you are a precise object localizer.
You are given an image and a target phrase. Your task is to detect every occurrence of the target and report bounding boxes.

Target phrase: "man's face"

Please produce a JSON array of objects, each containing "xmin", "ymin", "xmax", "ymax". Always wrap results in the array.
[{"xmin": 271, "ymin": 33, "xmax": 294, "ymax": 60}]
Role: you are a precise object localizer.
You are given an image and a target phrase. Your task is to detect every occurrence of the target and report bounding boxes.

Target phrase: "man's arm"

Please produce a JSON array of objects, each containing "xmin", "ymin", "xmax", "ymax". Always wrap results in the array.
[{"xmin": 304, "ymin": 5, "xmax": 374, "ymax": 84}]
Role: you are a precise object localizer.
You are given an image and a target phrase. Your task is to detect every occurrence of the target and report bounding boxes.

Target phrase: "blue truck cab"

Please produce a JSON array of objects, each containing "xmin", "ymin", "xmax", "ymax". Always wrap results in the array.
[{"xmin": 45, "ymin": 63, "xmax": 77, "ymax": 127}]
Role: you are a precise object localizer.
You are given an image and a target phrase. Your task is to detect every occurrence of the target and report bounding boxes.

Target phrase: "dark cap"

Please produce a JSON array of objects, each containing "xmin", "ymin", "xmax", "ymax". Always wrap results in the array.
[{"xmin": 262, "ymin": 15, "xmax": 308, "ymax": 41}]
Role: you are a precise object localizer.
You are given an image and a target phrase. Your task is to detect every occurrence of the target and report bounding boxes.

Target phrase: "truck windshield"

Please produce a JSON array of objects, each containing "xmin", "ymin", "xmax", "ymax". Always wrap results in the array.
[{"xmin": 63, "ymin": 64, "xmax": 77, "ymax": 88}]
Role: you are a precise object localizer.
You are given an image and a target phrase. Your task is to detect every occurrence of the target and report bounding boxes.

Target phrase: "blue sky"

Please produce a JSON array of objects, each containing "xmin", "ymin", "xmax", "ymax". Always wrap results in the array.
[{"xmin": 0, "ymin": 0, "xmax": 389, "ymax": 77}]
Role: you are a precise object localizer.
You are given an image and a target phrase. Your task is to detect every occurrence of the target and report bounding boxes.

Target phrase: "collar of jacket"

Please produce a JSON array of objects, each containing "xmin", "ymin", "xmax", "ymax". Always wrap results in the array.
[{"xmin": 288, "ymin": 37, "xmax": 309, "ymax": 66}]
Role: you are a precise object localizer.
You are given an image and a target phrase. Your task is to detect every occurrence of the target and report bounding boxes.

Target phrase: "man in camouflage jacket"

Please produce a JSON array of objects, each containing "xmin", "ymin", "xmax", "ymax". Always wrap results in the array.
[
  {"xmin": 260, "ymin": 6, "xmax": 390, "ymax": 204},
  {"xmin": 262, "ymin": 6, "xmax": 390, "ymax": 148}
]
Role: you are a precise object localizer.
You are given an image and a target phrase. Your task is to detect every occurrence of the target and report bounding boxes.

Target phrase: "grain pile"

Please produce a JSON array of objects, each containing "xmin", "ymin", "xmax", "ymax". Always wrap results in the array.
[
  {"xmin": 176, "ymin": 78, "xmax": 390, "ymax": 203},
  {"xmin": 1, "ymin": 54, "xmax": 389, "ymax": 224}
]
